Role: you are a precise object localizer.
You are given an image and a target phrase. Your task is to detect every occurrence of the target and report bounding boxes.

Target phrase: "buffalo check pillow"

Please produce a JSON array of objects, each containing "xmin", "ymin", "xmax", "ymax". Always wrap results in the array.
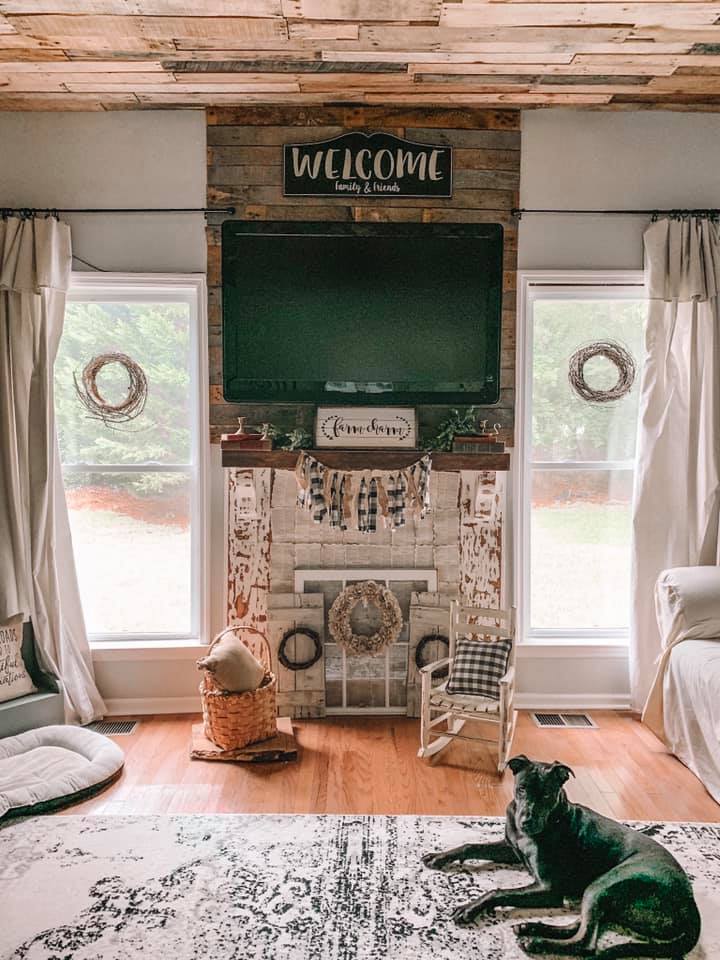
[{"xmin": 446, "ymin": 636, "xmax": 512, "ymax": 699}]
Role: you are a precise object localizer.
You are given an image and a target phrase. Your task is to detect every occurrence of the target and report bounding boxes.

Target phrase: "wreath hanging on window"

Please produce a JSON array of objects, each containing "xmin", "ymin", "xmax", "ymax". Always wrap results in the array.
[
  {"xmin": 74, "ymin": 352, "xmax": 148, "ymax": 425},
  {"xmin": 568, "ymin": 340, "xmax": 636, "ymax": 404},
  {"xmin": 328, "ymin": 580, "xmax": 403, "ymax": 657},
  {"xmin": 414, "ymin": 633, "xmax": 450, "ymax": 677},
  {"xmin": 278, "ymin": 626, "xmax": 323, "ymax": 672}
]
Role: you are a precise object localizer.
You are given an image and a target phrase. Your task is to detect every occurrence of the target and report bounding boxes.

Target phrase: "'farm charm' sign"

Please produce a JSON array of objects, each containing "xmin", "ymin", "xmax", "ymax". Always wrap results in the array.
[
  {"xmin": 284, "ymin": 132, "xmax": 452, "ymax": 199},
  {"xmin": 315, "ymin": 407, "xmax": 417, "ymax": 449}
]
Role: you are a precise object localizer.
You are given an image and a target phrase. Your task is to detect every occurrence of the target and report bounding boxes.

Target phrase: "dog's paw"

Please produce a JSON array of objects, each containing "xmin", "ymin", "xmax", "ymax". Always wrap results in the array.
[
  {"xmin": 452, "ymin": 903, "xmax": 482, "ymax": 926},
  {"xmin": 516, "ymin": 937, "xmax": 548, "ymax": 955},
  {"xmin": 422, "ymin": 852, "xmax": 452, "ymax": 871}
]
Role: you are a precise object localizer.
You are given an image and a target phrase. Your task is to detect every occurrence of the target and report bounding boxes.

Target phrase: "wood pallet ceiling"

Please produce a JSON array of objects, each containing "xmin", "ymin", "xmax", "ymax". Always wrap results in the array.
[{"xmin": 1, "ymin": 1, "xmax": 720, "ymax": 110}]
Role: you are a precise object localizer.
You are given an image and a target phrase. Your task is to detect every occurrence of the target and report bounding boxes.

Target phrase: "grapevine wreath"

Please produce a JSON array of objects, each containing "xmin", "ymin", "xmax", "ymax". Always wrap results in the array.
[
  {"xmin": 568, "ymin": 340, "xmax": 636, "ymax": 404},
  {"xmin": 328, "ymin": 581, "xmax": 403, "ymax": 657},
  {"xmin": 74, "ymin": 352, "xmax": 148, "ymax": 425}
]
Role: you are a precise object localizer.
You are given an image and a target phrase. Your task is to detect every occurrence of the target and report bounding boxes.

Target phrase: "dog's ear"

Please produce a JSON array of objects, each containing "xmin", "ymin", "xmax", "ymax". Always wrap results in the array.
[
  {"xmin": 550, "ymin": 761, "xmax": 575, "ymax": 784},
  {"xmin": 508, "ymin": 754, "xmax": 530, "ymax": 776}
]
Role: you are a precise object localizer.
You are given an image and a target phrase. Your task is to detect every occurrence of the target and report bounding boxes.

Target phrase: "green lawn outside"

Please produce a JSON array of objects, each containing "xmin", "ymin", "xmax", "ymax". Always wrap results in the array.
[
  {"xmin": 68, "ymin": 507, "xmax": 191, "ymax": 635},
  {"xmin": 531, "ymin": 502, "xmax": 632, "ymax": 630}
]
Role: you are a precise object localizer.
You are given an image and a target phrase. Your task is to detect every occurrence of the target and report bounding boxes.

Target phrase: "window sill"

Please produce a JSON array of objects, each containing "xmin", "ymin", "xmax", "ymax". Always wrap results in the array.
[
  {"xmin": 518, "ymin": 641, "xmax": 628, "ymax": 659},
  {"xmin": 90, "ymin": 639, "xmax": 208, "ymax": 662}
]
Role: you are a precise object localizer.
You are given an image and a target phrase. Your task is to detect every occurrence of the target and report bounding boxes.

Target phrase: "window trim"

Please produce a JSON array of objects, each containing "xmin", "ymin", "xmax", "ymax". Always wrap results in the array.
[
  {"xmin": 515, "ymin": 270, "xmax": 645, "ymax": 648},
  {"xmin": 64, "ymin": 272, "xmax": 209, "ymax": 646}
]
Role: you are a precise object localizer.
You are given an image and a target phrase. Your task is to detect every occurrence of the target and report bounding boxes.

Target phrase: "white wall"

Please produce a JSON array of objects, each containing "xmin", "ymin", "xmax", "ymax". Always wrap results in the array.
[
  {"xmin": 0, "ymin": 111, "xmax": 207, "ymax": 274},
  {"xmin": 517, "ymin": 109, "xmax": 720, "ymax": 707},
  {"xmin": 519, "ymin": 110, "xmax": 720, "ymax": 270},
  {"xmin": 0, "ymin": 111, "xmax": 215, "ymax": 712}
]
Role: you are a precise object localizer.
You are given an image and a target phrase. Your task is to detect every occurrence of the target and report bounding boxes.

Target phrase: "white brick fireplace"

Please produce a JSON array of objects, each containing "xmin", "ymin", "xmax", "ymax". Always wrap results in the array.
[{"xmin": 226, "ymin": 465, "xmax": 505, "ymax": 719}]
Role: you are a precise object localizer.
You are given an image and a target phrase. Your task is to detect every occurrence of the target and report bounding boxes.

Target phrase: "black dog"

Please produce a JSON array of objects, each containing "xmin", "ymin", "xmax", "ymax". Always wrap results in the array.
[{"xmin": 423, "ymin": 755, "xmax": 701, "ymax": 958}]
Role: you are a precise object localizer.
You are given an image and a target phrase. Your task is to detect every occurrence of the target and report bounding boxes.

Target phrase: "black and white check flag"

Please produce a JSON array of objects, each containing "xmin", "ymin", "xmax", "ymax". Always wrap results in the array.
[{"xmin": 446, "ymin": 637, "xmax": 512, "ymax": 700}]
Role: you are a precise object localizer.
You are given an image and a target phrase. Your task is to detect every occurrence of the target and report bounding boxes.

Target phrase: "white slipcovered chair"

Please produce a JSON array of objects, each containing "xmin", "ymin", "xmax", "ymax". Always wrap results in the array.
[{"xmin": 417, "ymin": 601, "xmax": 517, "ymax": 773}]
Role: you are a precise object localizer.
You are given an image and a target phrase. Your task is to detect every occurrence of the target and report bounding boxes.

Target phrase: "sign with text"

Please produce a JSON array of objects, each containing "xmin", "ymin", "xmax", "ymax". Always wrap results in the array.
[
  {"xmin": 284, "ymin": 132, "xmax": 452, "ymax": 199},
  {"xmin": 315, "ymin": 407, "xmax": 417, "ymax": 449}
]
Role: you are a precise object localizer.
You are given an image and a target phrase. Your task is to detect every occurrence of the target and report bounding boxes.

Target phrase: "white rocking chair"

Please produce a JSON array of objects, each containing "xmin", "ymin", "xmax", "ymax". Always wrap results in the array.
[{"xmin": 417, "ymin": 601, "xmax": 517, "ymax": 773}]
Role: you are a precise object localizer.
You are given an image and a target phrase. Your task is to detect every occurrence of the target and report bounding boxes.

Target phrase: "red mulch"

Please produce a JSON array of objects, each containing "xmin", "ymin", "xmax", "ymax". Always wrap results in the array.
[{"xmin": 65, "ymin": 486, "xmax": 190, "ymax": 529}]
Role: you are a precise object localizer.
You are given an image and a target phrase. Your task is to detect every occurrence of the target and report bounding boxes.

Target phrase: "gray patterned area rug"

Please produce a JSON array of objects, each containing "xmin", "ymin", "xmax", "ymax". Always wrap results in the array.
[{"xmin": 2, "ymin": 815, "xmax": 720, "ymax": 959}]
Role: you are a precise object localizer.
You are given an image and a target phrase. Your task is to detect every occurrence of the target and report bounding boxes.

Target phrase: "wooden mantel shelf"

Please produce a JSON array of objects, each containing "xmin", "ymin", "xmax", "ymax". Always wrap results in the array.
[{"xmin": 221, "ymin": 445, "xmax": 510, "ymax": 472}]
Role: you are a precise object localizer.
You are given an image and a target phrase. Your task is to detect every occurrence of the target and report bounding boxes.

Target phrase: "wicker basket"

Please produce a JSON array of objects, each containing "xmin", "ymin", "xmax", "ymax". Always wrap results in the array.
[{"xmin": 198, "ymin": 626, "xmax": 277, "ymax": 750}]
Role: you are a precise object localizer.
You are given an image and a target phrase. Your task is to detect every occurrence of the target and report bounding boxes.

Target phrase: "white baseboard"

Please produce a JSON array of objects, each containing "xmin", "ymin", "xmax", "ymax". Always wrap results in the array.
[
  {"xmin": 104, "ymin": 693, "xmax": 630, "ymax": 717},
  {"xmin": 515, "ymin": 693, "xmax": 631, "ymax": 711},
  {"xmin": 104, "ymin": 696, "xmax": 201, "ymax": 716}
]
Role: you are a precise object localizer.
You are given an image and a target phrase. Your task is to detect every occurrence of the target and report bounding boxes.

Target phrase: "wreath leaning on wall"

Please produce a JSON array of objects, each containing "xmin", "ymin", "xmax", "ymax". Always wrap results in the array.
[
  {"xmin": 278, "ymin": 627, "xmax": 323, "ymax": 672},
  {"xmin": 328, "ymin": 581, "xmax": 403, "ymax": 657}
]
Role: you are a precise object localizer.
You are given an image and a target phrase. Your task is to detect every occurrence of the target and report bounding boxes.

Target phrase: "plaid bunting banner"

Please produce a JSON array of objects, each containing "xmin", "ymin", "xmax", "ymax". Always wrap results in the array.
[{"xmin": 294, "ymin": 452, "xmax": 433, "ymax": 534}]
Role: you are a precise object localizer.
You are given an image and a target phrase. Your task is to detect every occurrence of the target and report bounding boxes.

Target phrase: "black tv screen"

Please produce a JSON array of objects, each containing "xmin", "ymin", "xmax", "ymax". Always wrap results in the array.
[{"xmin": 222, "ymin": 221, "xmax": 503, "ymax": 405}]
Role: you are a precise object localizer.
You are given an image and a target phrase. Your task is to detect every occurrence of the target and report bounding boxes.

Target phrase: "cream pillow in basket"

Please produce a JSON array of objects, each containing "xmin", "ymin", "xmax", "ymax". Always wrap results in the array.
[{"xmin": 197, "ymin": 632, "xmax": 265, "ymax": 693}]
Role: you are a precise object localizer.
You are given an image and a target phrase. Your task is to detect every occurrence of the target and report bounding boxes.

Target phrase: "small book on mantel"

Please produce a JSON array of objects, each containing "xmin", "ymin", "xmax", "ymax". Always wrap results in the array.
[
  {"xmin": 221, "ymin": 434, "xmax": 273, "ymax": 450},
  {"xmin": 452, "ymin": 435, "xmax": 506, "ymax": 454}
]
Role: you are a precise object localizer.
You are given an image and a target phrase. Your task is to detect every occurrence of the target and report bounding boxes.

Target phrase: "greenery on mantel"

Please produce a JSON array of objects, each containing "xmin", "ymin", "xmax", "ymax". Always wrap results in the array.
[{"xmin": 424, "ymin": 406, "xmax": 480, "ymax": 452}]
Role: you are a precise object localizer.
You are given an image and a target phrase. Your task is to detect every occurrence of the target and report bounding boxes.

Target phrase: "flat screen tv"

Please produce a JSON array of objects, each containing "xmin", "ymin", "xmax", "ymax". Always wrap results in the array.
[{"xmin": 222, "ymin": 221, "xmax": 503, "ymax": 405}]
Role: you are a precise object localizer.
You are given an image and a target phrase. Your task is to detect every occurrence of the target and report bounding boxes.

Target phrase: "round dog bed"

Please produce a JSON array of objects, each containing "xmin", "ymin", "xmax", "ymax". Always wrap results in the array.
[{"xmin": 0, "ymin": 725, "xmax": 124, "ymax": 821}]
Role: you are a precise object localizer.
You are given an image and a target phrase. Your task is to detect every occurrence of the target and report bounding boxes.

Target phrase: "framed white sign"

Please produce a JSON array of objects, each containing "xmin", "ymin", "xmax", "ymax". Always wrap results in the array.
[{"xmin": 315, "ymin": 407, "xmax": 417, "ymax": 449}]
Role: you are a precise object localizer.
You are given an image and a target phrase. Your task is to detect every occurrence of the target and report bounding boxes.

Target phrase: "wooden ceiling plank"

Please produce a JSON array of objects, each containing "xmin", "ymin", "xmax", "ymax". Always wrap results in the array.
[
  {"xmin": 6, "ymin": 13, "xmax": 144, "ymax": 40},
  {"xmin": 134, "ymin": 0, "xmax": 283, "ymax": 11},
  {"xmin": 440, "ymin": 2, "xmax": 720, "ymax": 27},
  {"xmin": 133, "ymin": 48, "xmax": 322, "ymax": 60},
  {"xmin": 0, "ymin": 90, "xmax": 138, "ymax": 106},
  {"xmin": 166, "ymin": 56, "xmax": 407, "ymax": 72},
  {"xmin": 0, "ymin": 2, "xmax": 143, "ymax": 12},
  {"xmin": 0, "ymin": 58, "xmax": 166, "ymax": 70},
  {"xmin": 572, "ymin": 53, "xmax": 684, "ymax": 63},
  {"xmin": 647, "ymin": 73, "xmax": 720, "ymax": 88},
  {"xmin": 411, "ymin": 60, "xmax": 679, "ymax": 75},
  {"xmin": 0, "ymin": 48, "xmax": 68, "ymax": 60},
  {"xmin": 363, "ymin": 90, "xmax": 614, "ymax": 102},
  {"xmin": 321, "ymin": 49, "xmax": 578, "ymax": 61},
  {"xmin": 179, "ymin": 69, "xmax": 407, "ymax": 83},
  {"xmin": 6, "ymin": 14, "xmax": 288, "ymax": 42},
  {"xmin": 359, "ymin": 25, "xmax": 634, "ymax": 46},
  {"xmin": 65, "ymin": 80, "xmax": 303, "ymax": 92},
  {"xmin": 287, "ymin": 21, "xmax": 361, "ymax": 40},
  {"xmin": 629, "ymin": 26, "xmax": 720, "ymax": 41},
  {"xmin": 281, "ymin": 0, "xmax": 441, "ymax": 22},
  {"xmin": 484, "ymin": 0, "xmax": 713, "ymax": 4},
  {"xmin": 135, "ymin": 91, "xmax": 333, "ymax": 103},
  {"xmin": 0, "ymin": 70, "xmax": 170, "ymax": 87},
  {"xmin": 324, "ymin": 42, "xmax": 691, "ymax": 57},
  {"xmin": 677, "ymin": 53, "xmax": 720, "ymax": 64},
  {"xmin": 1, "ymin": 0, "xmax": 283, "ymax": 9}
]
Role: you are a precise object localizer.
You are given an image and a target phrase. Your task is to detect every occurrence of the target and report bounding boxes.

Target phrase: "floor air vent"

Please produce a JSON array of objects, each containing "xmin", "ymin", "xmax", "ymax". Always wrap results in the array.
[
  {"xmin": 86, "ymin": 719, "xmax": 139, "ymax": 736},
  {"xmin": 532, "ymin": 712, "xmax": 596, "ymax": 729}
]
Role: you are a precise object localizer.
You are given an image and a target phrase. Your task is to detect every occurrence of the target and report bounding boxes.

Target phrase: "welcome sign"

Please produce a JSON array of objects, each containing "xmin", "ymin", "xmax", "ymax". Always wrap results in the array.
[{"xmin": 284, "ymin": 132, "xmax": 452, "ymax": 199}]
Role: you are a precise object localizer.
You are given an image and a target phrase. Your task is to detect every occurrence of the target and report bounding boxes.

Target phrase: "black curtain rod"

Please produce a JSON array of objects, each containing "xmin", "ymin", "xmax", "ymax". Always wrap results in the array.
[
  {"xmin": 512, "ymin": 207, "xmax": 720, "ymax": 219},
  {"xmin": 1, "ymin": 206, "xmax": 236, "ymax": 216}
]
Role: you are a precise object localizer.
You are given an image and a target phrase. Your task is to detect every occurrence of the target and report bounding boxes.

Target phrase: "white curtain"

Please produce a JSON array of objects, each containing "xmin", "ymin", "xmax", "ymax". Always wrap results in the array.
[
  {"xmin": 0, "ymin": 215, "xmax": 105, "ymax": 724},
  {"xmin": 631, "ymin": 217, "xmax": 720, "ymax": 712}
]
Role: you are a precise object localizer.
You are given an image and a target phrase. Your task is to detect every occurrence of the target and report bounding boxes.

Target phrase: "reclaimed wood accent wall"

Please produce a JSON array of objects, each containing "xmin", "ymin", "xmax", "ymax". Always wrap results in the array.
[
  {"xmin": 206, "ymin": 104, "xmax": 519, "ymax": 447},
  {"xmin": 217, "ymin": 107, "xmax": 513, "ymax": 699}
]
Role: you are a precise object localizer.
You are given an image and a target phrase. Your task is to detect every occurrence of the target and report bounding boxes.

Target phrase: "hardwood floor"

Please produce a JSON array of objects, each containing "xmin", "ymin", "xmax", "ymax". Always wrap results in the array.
[{"xmin": 66, "ymin": 711, "xmax": 720, "ymax": 821}]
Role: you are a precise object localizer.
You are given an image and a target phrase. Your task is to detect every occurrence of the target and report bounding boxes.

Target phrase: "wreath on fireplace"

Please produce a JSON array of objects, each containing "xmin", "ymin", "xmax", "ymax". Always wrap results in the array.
[
  {"xmin": 278, "ymin": 626, "xmax": 322, "ymax": 672},
  {"xmin": 328, "ymin": 581, "xmax": 403, "ymax": 657}
]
